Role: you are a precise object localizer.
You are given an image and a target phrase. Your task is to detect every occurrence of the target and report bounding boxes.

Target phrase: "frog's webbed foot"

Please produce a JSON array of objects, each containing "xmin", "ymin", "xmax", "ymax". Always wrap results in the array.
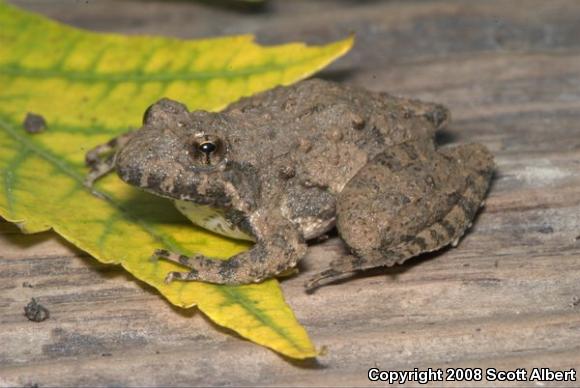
[
  {"xmin": 84, "ymin": 131, "xmax": 135, "ymax": 187},
  {"xmin": 155, "ymin": 212, "xmax": 308, "ymax": 285},
  {"xmin": 307, "ymin": 142, "xmax": 494, "ymax": 291}
]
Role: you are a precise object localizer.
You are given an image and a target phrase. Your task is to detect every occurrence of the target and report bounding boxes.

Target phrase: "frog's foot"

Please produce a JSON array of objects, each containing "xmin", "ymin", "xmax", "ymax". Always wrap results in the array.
[
  {"xmin": 307, "ymin": 142, "xmax": 494, "ymax": 291},
  {"xmin": 154, "ymin": 213, "xmax": 308, "ymax": 285},
  {"xmin": 305, "ymin": 266, "xmax": 350, "ymax": 293},
  {"xmin": 305, "ymin": 257, "xmax": 374, "ymax": 292},
  {"xmin": 154, "ymin": 249, "xmax": 206, "ymax": 283},
  {"xmin": 84, "ymin": 131, "xmax": 135, "ymax": 187}
]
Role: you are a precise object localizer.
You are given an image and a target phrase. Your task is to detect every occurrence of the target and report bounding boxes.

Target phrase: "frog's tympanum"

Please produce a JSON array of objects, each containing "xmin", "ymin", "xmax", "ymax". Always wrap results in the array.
[{"xmin": 85, "ymin": 80, "xmax": 494, "ymax": 291}]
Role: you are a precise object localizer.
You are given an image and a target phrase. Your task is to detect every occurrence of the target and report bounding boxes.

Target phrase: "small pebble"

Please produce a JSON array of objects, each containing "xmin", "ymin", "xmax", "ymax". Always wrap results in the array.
[
  {"xmin": 278, "ymin": 165, "xmax": 296, "ymax": 179},
  {"xmin": 24, "ymin": 298, "xmax": 50, "ymax": 322},
  {"xmin": 350, "ymin": 113, "xmax": 366, "ymax": 130},
  {"xmin": 23, "ymin": 112, "xmax": 47, "ymax": 133}
]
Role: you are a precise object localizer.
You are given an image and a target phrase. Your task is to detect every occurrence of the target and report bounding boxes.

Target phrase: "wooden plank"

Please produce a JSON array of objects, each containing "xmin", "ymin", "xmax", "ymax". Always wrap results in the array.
[{"xmin": 2, "ymin": 0, "xmax": 580, "ymax": 386}]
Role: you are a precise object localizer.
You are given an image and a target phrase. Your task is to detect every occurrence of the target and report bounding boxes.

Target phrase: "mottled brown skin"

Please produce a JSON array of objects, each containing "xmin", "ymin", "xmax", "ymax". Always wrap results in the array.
[{"xmin": 85, "ymin": 79, "xmax": 494, "ymax": 291}]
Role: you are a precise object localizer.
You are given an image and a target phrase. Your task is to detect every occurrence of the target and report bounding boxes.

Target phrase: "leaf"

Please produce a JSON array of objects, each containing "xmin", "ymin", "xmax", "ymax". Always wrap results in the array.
[{"xmin": 0, "ymin": 1, "xmax": 353, "ymax": 359}]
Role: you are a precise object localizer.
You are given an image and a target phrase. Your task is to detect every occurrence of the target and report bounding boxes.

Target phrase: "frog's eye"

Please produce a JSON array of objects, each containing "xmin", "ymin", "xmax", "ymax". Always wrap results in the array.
[
  {"xmin": 191, "ymin": 135, "xmax": 226, "ymax": 167},
  {"xmin": 199, "ymin": 141, "xmax": 217, "ymax": 155}
]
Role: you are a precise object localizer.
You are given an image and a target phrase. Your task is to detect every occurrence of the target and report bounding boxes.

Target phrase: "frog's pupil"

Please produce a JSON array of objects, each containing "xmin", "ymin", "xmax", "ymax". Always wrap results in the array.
[{"xmin": 199, "ymin": 142, "xmax": 216, "ymax": 154}]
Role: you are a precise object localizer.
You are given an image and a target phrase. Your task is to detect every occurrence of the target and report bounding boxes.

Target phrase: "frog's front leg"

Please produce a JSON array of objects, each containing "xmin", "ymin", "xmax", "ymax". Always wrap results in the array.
[
  {"xmin": 84, "ymin": 131, "xmax": 135, "ymax": 187},
  {"xmin": 157, "ymin": 210, "xmax": 307, "ymax": 285}
]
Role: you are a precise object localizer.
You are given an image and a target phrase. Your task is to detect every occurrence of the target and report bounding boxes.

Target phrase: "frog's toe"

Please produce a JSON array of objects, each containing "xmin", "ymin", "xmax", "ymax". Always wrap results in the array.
[
  {"xmin": 164, "ymin": 270, "xmax": 199, "ymax": 284},
  {"xmin": 305, "ymin": 269, "xmax": 342, "ymax": 293},
  {"xmin": 84, "ymin": 158, "xmax": 115, "ymax": 188},
  {"xmin": 154, "ymin": 248, "xmax": 173, "ymax": 259},
  {"xmin": 154, "ymin": 249, "xmax": 207, "ymax": 268},
  {"xmin": 150, "ymin": 250, "xmax": 164, "ymax": 262},
  {"xmin": 305, "ymin": 255, "xmax": 367, "ymax": 292},
  {"xmin": 156, "ymin": 250, "xmax": 240, "ymax": 284}
]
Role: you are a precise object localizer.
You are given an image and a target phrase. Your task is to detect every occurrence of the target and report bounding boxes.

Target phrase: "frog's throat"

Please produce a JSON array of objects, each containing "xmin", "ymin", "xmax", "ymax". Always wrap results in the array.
[{"xmin": 173, "ymin": 200, "xmax": 255, "ymax": 242}]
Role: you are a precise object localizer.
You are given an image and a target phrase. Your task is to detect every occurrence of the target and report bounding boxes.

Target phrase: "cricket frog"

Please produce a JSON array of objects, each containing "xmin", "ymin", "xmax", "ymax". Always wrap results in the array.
[{"xmin": 85, "ymin": 79, "xmax": 494, "ymax": 291}]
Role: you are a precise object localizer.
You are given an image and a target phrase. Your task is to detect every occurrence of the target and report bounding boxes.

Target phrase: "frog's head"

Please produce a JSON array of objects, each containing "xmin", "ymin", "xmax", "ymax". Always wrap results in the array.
[{"xmin": 116, "ymin": 98, "xmax": 259, "ymax": 212}]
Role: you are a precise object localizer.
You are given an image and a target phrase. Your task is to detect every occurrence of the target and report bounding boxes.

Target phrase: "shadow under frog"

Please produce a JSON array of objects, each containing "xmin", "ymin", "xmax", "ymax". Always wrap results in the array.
[{"xmin": 85, "ymin": 79, "xmax": 494, "ymax": 292}]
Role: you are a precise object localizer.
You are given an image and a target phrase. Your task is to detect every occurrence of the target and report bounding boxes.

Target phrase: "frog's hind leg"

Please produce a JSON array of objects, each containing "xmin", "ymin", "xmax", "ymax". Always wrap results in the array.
[
  {"xmin": 84, "ymin": 131, "xmax": 135, "ymax": 187},
  {"xmin": 306, "ymin": 142, "xmax": 494, "ymax": 291}
]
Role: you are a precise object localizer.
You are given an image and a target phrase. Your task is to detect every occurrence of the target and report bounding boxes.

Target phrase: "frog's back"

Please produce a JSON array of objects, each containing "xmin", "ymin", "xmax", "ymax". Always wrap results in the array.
[
  {"xmin": 225, "ymin": 79, "xmax": 445, "ymax": 147},
  {"xmin": 222, "ymin": 79, "xmax": 448, "ymax": 194}
]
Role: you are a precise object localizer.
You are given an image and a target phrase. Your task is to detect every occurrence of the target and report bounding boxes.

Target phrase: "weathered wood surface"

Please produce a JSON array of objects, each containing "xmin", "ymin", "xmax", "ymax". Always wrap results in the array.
[{"xmin": 2, "ymin": 0, "xmax": 580, "ymax": 386}]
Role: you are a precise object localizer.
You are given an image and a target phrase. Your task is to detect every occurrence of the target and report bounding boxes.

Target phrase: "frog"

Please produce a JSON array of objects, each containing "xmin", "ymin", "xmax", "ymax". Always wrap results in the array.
[{"xmin": 85, "ymin": 79, "xmax": 494, "ymax": 291}]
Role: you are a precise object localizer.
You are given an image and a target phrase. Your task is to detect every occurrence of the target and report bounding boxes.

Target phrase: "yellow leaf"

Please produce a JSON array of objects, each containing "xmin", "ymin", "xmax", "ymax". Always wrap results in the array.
[{"xmin": 0, "ymin": 1, "xmax": 353, "ymax": 359}]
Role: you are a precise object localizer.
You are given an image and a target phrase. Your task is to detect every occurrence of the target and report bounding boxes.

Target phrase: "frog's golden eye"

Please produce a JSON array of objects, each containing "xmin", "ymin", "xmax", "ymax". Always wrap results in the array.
[{"xmin": 191, "ymin": 135, "xmax": 226, "ymax": 167}]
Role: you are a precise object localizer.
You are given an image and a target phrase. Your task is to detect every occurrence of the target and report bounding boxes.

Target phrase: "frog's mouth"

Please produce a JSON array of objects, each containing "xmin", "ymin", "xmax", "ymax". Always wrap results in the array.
[{"xmin": 116, "ymin": 158, "xmax": 231, "ymax": 208}]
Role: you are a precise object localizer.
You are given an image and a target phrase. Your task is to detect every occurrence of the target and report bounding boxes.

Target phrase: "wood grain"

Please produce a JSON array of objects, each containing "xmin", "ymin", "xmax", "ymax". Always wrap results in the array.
[{"xmin": 2, "ymin": 0, "xmax": 580, "ymax": 386}]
